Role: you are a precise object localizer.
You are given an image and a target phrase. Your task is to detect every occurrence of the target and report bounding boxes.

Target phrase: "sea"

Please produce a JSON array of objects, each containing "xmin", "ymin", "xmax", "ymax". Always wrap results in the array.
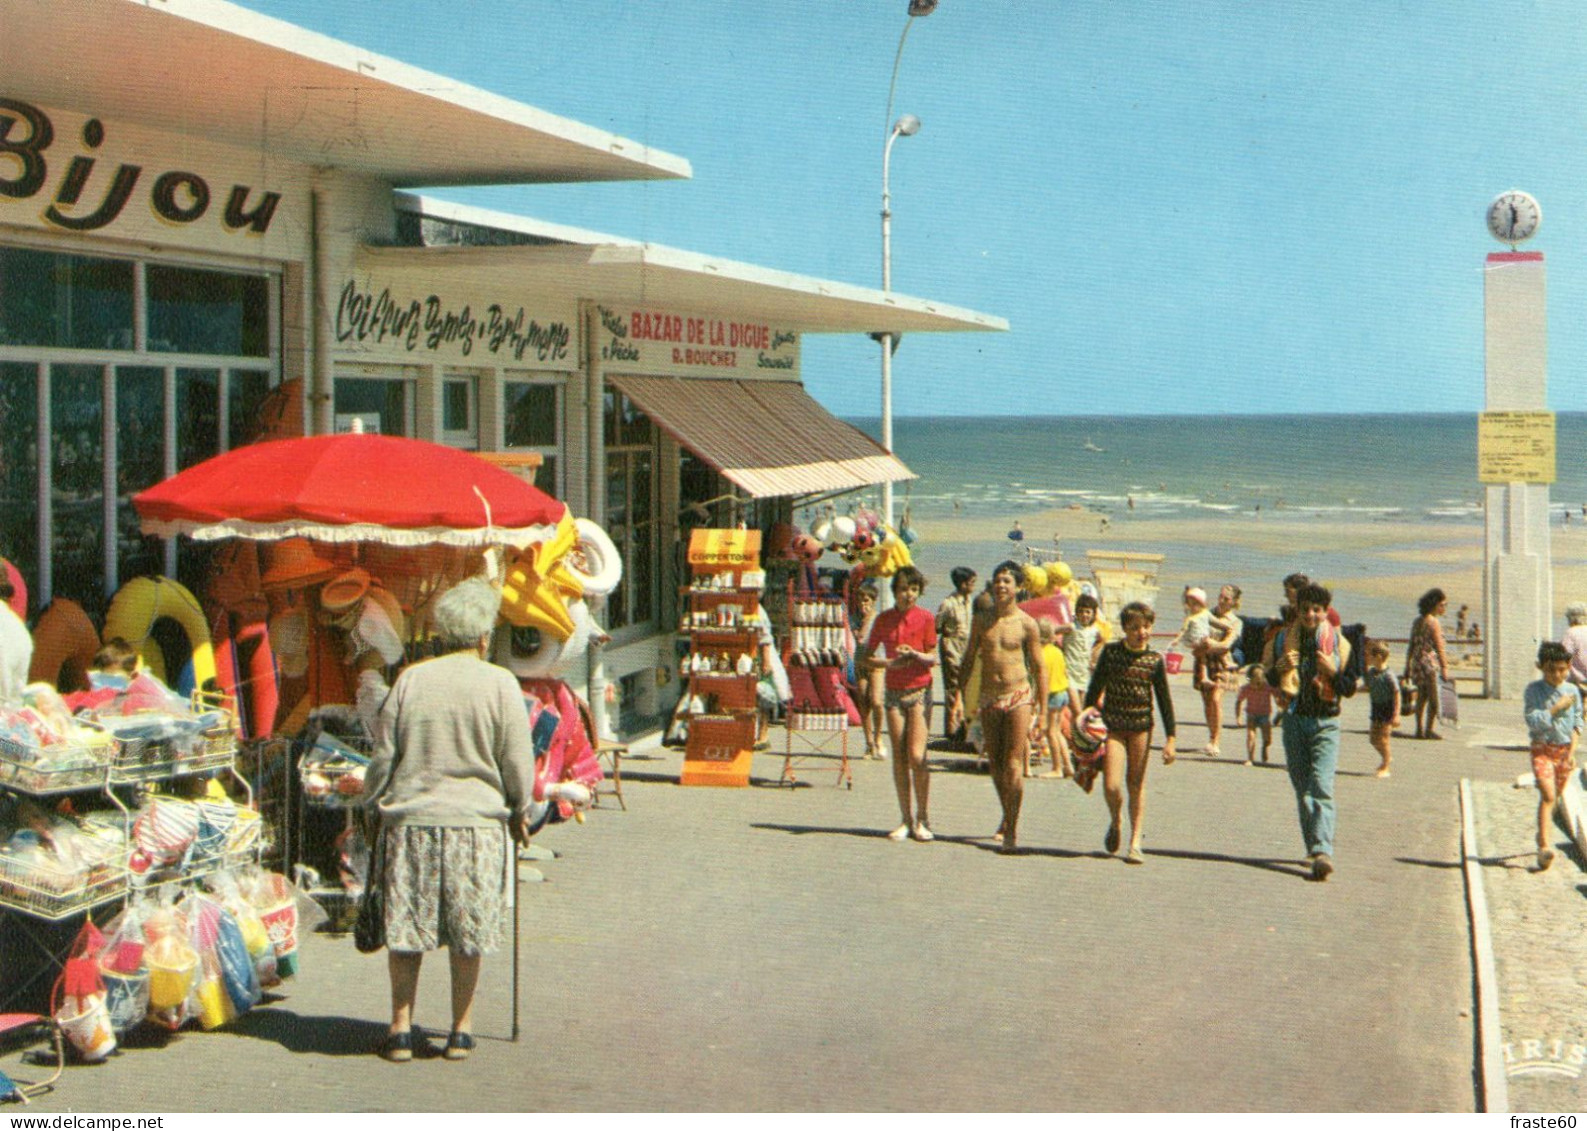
[{"xmin": 830, "ymin": 412, "xmax": 1587, "ymax": 637}]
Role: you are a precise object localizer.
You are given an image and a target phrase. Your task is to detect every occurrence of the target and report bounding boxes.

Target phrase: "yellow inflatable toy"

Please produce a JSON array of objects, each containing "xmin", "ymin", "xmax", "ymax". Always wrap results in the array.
[
  {"xmin": 103, "ymin": 577, "xmax": 217, "ymax": 695},
  {"xmin": 1022, "ymin": 564, "xmax": 1050, "ymax": 596}
]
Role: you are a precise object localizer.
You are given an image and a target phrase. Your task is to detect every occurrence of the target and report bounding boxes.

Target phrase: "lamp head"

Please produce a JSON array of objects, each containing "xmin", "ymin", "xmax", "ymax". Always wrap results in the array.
[
  {"xmin": 908, "ymin": 0, "xmax": 938, "ymax": 15},
  {"xmin": 894, "ymin": 114, "xmax": 922, "ymax": 138}
]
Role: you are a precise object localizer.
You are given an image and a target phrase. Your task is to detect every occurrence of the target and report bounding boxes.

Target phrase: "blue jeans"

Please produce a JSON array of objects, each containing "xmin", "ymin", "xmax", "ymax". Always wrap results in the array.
[{"xmin": 1281, "ymin": 714, "xmax": 1340, "ymax": 857}]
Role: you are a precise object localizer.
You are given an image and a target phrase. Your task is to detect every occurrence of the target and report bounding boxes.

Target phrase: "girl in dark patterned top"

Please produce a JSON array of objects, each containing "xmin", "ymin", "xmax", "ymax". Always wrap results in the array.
[{"xmin": 1083, "ymin": 601, "xmax": 1177, "ymax": 865}]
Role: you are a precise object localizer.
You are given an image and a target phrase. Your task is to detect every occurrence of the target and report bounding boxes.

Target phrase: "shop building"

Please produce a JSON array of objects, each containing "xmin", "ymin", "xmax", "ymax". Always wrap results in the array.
[{"xmin": 0, "ymin": 0, "xmax": 1004, "ymax": 738}]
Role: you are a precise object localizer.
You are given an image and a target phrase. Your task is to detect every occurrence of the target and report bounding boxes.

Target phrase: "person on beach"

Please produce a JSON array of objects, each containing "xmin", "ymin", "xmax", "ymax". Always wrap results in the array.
[
  {"xmin": 1264, "ymin": 582, "xmax": 1354, "ymax": 882},
  {"xmin": 1235, "ymin": 665, "xmax": 1273, "ymax": 765},
  {"xmin": 852, "ymin": 584, "xmax": 887, "ymax": 760},
  {"xmin": 1523, "ymin": 642, "xmax": 1583, "ymax": 872},
  {"xmin": 1198, "ymin": 585, "xmax": 1244, "ymax": 755},
  {"xmin": 936, "ymin": 567, "xmax": 977, "ymax": 746},
  {"xmin": 1559, "ymin": 601, "xmax": 1587, "ymax": 696},
  {"xmin": 960, "ymin": 560, "xmax": 1046, "ymax": 854},
  {"xmin": 1364, "ymin": 641, "xmax": 1400, "ymax": 778},
  {"xmin": 1037, "ymin": 619, "xmax": 1073, "ymax": 778},
  {"xmin": 1062, "ymin": 590, "xmax": 1107, "ymax": 699},
  {"xmin": 865, "ymin": 567, "xmax": 938, "ymax": 842},
  {"xmin": 1404, "ymin": 588, "xmax": 1450, "ymax": 740},
  {"xmin": 1083, "ymin": 601, "xmax": 1176, "ymax": 865}
]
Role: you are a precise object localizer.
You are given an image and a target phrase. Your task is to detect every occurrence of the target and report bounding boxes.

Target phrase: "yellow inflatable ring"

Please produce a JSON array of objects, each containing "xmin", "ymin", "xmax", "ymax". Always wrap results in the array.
[{"xmin": 104, "ymin": 577, "xmax": 217, "ymax": 696}]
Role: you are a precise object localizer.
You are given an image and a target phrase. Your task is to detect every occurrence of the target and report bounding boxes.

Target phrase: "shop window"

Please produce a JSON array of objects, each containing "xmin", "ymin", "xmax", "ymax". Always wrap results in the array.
[
  {"xmin": 0, "ymin": 247, "xmax": 134, "ymax": 350},
  {"xmin": 177, "ymin": 369, "xmax": 221, "ymax": 470},
  {"xmin": 334, "ymin": 376, "xmax": 414, "ymax": 436},
  {"xmin": 605, "ymin": 447, "xmax": 656, "ymax": 631},
  {"xmin": 504, "ymin": 377, "xmax": 562, "ymax": 495},
  {"xmin": 147, "ymin": 265, "xmax": 269, "ymax": 357},
  {"xmin": 50, "ymin": 364, "xmax": 105, "ymax": 614},
  {"xmin": 115, "ymin": 367, "xmax": 166, "ymax": 586},
  {"xmin": 441, "ymin": 375, "xmax": 478, "ymax": 449},
  {"xmin": 0, "ymin": 363, "xmax": 39, "ymax": 601},
  {"xmin": 227, "ymin": 369, "xmax": 273, "ymax": 449},
  {"xmin": 603, "ymin": 389, "xmax": 654, "ymax": 448}
]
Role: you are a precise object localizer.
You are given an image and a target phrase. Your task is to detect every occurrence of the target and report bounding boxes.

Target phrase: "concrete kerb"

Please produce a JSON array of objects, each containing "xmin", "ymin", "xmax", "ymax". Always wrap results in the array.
[{"xmin": 1460, "ymin": 777, "xmax": 1509, "ymax": 1115}]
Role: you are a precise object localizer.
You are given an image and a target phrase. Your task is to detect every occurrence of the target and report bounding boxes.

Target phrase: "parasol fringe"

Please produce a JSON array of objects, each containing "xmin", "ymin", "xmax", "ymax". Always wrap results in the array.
[{"xmin": 139, "ymin": 514, "xmax": 568, "ymax": 549}]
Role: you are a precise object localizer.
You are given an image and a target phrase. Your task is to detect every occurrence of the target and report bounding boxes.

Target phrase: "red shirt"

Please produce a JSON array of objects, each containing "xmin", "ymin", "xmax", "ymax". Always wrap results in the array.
[{"xmin": 867, "ymin": 605, "xmax": 937, "ymax": 691}]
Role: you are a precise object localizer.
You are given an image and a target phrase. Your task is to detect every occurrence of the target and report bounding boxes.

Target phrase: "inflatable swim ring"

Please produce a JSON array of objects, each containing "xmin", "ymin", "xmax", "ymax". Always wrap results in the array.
[
  {"xmin": 103, "ymin": 577, "xmax": 217, "ymax": 696},
  {"xmin": 28, "ymin": 598, "xmax": 99, "ymax": 692},
  {"xmin": 567, "ymin": 519, "xmax": 622, "ymax": 597}
]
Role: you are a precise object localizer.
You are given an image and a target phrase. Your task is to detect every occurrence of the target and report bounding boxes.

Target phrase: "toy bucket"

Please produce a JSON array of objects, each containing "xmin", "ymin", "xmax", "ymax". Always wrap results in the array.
[
  {"xmin": 1164, "ymin": 652, "xmax": 1185, "ymax": 675},
  {"xmin": 194, "ymin": 976, "xmax": 233, "ymax": 1030},
  {"xmin": 274, "ymin": 946, "xmax": 299, "ymax": 979},
  {"xmin": 147, "ymin": 952, "xmax": 198, "ymax": 1010},
  {"xmin": 58, "ymin": 995, "xmax": 117, "ymax": 1062},
  {"xmin": 259, "ymin": 900, "xmax": 298, "ymax": 955},
  {"xmin": 100, "ymin": 967, "xmax": 149, "ymax": 1033}
]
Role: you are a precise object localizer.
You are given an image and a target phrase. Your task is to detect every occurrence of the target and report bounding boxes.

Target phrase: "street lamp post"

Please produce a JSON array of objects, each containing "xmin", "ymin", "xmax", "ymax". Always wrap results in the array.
[{"xmin": 878, "ymin": 0, "xmax": 934, "ymax": 608}]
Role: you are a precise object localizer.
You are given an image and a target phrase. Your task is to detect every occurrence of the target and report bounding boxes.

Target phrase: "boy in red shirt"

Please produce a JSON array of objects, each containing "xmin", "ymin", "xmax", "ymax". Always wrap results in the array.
[{"xmin": 865, "ymin": 566, "xmax": 938, "ymax": 842}]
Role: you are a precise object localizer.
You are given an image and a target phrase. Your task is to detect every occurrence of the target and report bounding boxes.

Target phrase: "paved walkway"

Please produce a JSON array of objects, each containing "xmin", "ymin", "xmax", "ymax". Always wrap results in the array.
[{"xmin": 13, "ymin": 677, "xmax": 1543, "ymax": 1112}]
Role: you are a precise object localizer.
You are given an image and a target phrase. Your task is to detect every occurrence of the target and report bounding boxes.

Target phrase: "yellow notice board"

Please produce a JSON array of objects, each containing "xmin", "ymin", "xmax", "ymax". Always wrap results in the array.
[
  {"xmin": 687, "ymin": 528, "xmax": 762, "ymax": 569},
  {"xmin": 1478, "ymin": 411, "xmax": 1556, "ymax": 484}
]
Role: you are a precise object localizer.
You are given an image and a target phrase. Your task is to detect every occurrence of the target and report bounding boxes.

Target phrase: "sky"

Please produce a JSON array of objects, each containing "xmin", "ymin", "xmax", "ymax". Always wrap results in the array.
[{"xmin": 236, "ymin": 0, "xmax": 1587, "ymax": 419}]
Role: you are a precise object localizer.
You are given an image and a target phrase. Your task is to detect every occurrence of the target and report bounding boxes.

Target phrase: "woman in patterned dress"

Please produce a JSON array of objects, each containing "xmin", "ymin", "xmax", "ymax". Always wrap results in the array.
[{"xmin": 363, "ymin": 577, "xmax": 536, "ymax": 1062}]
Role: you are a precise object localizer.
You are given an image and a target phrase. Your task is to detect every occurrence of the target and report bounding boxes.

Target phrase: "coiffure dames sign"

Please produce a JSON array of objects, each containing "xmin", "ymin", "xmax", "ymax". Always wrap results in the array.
[
  {"xmin": 336, "ymin": 276, "xmax": 574, "ymax": 367},
  {"xmin": 0, "ymin": 98, "xmax": 281, "ymax": 238},
  {"xmin": 596, "ymin": 305, "xmax": 799, "ymax": 378}
]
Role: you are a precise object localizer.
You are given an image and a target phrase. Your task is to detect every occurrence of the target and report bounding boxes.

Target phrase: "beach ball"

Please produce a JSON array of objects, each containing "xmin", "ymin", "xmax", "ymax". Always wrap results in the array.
[
  {"xmin": 1050, "ymin": 561, "xmax": 1074, "ymax": 587},
  {"xmin": 1022, "ymin": 564, "xmax": 1049, "ymax": 596},
  {"xmin": 1071, "ymin": 707, "xmax": 1108, "ymax": 755}
]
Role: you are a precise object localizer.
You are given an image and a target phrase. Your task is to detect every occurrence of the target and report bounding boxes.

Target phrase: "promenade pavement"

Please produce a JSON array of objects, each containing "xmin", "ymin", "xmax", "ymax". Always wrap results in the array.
[{"xmin": 8, "ymin": 678, "xmax": 1571, "ymax": 1112}]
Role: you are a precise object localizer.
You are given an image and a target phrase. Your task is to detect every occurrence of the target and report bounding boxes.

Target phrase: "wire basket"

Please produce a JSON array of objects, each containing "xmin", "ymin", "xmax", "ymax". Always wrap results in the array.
[
  {"xmin": 0, "ymin": 731, "xmax": 116, "ymax": 796},
  {"xmin": 0, "ymin": 854, "xmax": 127, "ymax": 921},
  {"xmin": 109, "ymin": 726, "xmax": 237, "ymax": 785}
]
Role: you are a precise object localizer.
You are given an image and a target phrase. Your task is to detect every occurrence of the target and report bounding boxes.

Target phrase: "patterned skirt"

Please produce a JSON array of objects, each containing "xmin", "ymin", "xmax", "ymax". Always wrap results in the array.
[{"xmin": 383, "ymin": 824, "xmax": 512, "ymax": 956}]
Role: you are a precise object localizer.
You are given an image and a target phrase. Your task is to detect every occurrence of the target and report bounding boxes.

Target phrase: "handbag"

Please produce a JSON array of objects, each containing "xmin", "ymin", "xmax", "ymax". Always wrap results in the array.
[{"xmin": 353, "ymin": 819, "xmax": 387, "ymax": 954}]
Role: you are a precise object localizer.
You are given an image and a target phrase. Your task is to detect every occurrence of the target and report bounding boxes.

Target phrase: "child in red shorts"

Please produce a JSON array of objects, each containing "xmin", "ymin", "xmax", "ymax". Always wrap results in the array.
[{"xmin": 1523, "ymin": 641, "xmax": 1583, "ymax": 871}]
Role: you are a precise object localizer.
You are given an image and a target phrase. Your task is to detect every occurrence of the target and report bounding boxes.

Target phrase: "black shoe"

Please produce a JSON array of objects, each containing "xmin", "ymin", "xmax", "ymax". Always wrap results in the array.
[
  {"xmin": 380, "ymin": 1030, "xmax": 421, "ymax": 1062},
  {"xmin": 1310, "ymin": 854, "xmax": 1334, "ymax": 882},
  {"xmin": 444, "ymin": 1030, "xmax": 475, "ymax": 1061},
  {"xmin": 1104, "ymin": 826, "xmax": 1121, "ymax": 855}
]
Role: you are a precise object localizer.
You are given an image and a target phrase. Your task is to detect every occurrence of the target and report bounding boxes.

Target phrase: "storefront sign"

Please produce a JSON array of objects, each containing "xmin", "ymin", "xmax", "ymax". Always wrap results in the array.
[
  {"xmin": 335, "ymin": 278, "xmax": 573, "ymax": 365},
  {"xmin": 0, "ymin": 98, "xmax": 280, "ymax": 236},
  {"xmin": 1478, "ymin": 410, "xmax": 1555, "ymax": 484},
  {"xmin": 597, "ymin": 305, "xmax": 799, "ymax": 377},
  {"xmin": 687, "ymin": 528, "xmax": 763, "ymax": 567}
]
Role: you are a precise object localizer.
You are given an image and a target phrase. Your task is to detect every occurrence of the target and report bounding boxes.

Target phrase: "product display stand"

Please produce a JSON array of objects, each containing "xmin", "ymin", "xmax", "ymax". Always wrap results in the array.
[
  {"xmin": 678, "ymin": 529, "xmax": 765, "ymax": 787},
  {"xmin": 780, "ymin": 587, "xmax": 852, "ymax": 789}
]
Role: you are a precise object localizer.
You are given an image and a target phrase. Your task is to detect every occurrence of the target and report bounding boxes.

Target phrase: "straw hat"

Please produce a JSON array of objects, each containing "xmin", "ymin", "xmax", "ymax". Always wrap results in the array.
[
  {"xmin": 260, "ymin": 539, "xmax": 338, "ymax": 593},
  {"xmin": 321, "ymin": 568, "xmax": 372, "ymax": 613}
]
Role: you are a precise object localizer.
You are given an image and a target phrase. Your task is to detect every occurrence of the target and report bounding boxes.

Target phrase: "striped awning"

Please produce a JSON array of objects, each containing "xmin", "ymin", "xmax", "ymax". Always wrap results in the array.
[{"xmin": 608, "ymin": 376, "xmax": 914, "ymax": 499}]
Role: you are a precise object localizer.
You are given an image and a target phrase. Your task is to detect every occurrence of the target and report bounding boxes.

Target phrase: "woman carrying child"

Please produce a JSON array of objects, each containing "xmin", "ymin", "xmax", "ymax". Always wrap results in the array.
[{"xmin": 1083, "ymin": 601, "xmax": 1177, "ymax": 865}]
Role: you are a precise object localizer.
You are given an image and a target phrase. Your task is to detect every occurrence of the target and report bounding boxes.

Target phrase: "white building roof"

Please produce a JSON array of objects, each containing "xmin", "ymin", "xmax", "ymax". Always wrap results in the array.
[
  {"xmin": 387, "ymin": 194, "xmax": 1009, "ymax": 335},
  {"xmin": 0, "ymin": 0, "xmax": 691, "ymax": 186}
]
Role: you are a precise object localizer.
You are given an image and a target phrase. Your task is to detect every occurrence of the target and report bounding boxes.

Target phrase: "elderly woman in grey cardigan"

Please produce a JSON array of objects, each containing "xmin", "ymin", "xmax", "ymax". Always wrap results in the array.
[{"xmin": 362, "ymin": 577, "xmax": 535, "ymax": 1062}]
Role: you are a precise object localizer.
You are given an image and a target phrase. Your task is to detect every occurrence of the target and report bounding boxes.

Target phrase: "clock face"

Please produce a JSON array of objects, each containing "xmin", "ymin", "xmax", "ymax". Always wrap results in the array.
[{"xmin": 1488, "ymin": 191, "xmax": 1541, "ymax": 245}]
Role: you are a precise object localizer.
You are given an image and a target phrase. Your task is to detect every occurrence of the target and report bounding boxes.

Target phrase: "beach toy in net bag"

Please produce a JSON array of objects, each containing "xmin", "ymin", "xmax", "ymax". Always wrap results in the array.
[{"xmin": 1071, "ymin": 707, "xmax": 1108, "ymax": 757}]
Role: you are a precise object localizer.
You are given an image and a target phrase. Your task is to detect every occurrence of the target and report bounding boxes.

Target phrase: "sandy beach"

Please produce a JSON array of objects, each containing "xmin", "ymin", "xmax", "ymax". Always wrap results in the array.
[{"xmin": 900, "ymin": 502, "xmax": 1587, "ymax": 649}]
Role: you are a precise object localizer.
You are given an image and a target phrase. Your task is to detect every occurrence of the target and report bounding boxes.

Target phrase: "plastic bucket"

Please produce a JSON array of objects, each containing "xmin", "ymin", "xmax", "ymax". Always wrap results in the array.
[
  {"xmin": 148, "ymin": 954, "xmax": 198, "ymax": 1010},
  {"xmin": 274, "ymin": 946, "xmax": 299, "ymax": 979},
  {"xmin": 58, "ymin": 996, "xmax": 117, "ymax": 1062},
  {"xmin": 194, "ymin": 976, "xmax": 233, "ymax": 1030},
  {"xmin": 101, "ymin": 968, "xmax": 150, "ymax": 1033},
  {"xmin": 1164, "ymin": 652, "xmax": 1184, "ymax": 675}
]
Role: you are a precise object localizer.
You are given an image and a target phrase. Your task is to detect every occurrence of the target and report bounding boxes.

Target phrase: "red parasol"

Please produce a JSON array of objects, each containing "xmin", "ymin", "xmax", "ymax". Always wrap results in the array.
[{"xmin": 134, "ymin": 433, "xmax": 567, "ymax": 548}]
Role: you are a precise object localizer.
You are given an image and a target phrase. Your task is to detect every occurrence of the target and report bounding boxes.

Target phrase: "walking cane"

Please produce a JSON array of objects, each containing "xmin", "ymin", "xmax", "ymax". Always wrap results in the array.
[{"xmin": 511, "ymin": 837, "xmax": 521, "ymax": 1042}]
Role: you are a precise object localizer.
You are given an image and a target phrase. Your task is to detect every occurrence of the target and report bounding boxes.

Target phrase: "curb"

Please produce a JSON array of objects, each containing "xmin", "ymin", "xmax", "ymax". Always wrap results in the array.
[{"xmin": 1460, "ymin": 777, "xmax": 1508, "ymax": 1114}]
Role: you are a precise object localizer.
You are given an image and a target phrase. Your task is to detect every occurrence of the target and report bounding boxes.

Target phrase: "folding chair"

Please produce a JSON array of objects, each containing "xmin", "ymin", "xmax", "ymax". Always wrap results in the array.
[{"xmin": 0, "ymin": 1013, "xmax": 64, "ymax": 1103}]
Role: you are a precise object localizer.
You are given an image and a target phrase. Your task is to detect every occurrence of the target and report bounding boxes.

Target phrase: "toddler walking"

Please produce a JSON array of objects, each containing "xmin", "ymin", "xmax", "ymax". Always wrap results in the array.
[
  {"xmin": 1364, "ymin": 641, "xmax": 1400, "ymax": 778},
  {"xmin": 1234, "ymin": 665, "xmax": 1273, "ymax": 765}
]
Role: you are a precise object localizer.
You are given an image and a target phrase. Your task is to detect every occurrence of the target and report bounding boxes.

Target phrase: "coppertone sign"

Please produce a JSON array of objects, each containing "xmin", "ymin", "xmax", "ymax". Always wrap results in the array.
[{"xmin": 0, "ymin": 98, "xmax": 280, "ymax": 236}]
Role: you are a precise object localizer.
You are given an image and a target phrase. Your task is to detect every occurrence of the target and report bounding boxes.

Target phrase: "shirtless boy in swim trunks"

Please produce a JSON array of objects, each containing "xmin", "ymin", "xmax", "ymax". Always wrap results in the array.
[{"xmin": 960, "ymin": 560, "xmax": 1046, "ymax": 854}]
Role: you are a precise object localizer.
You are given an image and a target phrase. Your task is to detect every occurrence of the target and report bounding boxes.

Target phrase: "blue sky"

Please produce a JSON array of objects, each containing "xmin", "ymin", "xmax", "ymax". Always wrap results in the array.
[{"xmin": 239, "ymin": 0, "xmax": 1587, "ymax": 418}]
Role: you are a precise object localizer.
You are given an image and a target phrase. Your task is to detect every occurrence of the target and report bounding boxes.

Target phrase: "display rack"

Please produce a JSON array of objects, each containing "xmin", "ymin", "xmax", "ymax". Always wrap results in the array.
[
  {"xmin": 780, "ymin": 587, "xmax": 852, "ymax": 788},
  {"xmin": 678, "ymin": 529, "xmax": 765, "ymax": 787}
]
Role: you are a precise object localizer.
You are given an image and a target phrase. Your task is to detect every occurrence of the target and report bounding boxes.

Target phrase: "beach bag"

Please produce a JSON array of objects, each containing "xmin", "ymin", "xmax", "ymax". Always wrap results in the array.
[{"xmin": 1438, "ymin": 676, "xmax": 1459, "ymax": 727}]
